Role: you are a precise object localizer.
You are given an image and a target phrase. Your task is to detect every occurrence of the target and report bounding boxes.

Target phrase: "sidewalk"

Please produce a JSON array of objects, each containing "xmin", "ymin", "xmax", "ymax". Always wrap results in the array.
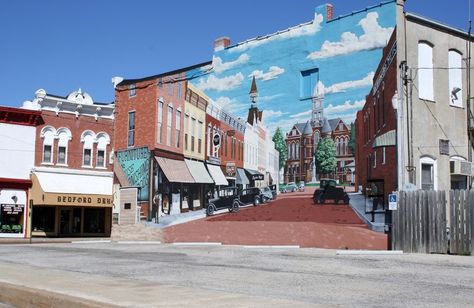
[
  {"xmin": 146, "ymin": 208, "xmax": 208, "ymax": 229},
  {"xmin": 348, "ymin": 192, "xmax": 386, "ymax": 232}
]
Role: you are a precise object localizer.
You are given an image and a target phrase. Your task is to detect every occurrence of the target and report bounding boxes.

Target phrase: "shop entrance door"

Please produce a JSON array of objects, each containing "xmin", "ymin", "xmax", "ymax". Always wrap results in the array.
[{"xmin": 60, "ymin": 207, "xmax": 82, "ymax": 236}]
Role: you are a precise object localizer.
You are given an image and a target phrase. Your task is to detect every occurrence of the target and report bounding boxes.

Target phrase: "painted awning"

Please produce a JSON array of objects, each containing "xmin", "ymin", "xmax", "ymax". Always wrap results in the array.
[
  {"xmin": 207, "ymin": 164, "xmax": 228, "ymax": 186},
  {"xmin": 155, "ymin": 157, "xmax": 195, "ymax": 183},
  {"xmin": 236, "ymin": 168, "xmax": 249, "ymax": 185},
  {"xmin": 184, "ymin": 159, "xmax": 214, "ymax": 184},
  {"xmin": 373, "ymin": 129, "xmax": 396, "ymax": 148},
  {"xmin": 244, "ymin": 168, "xmax": 264, "ymax": 181}
]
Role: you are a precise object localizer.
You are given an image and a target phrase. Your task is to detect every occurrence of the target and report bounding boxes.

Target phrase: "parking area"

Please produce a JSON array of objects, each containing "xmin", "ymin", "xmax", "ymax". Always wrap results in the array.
[{"xmin": 163, "ymin": 187, "xmax": 388, "ymax": 249}]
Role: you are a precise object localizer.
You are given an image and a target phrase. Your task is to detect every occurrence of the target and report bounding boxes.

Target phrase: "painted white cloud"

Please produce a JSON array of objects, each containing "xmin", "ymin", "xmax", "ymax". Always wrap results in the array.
[
  {"xmin": 258, "ymin": 93, "xmax": 285, "ymax": 103},
  {"xmin": 196, "ymin": 72, "xmax": 245, "ymax": 92},
  {"xmin": 307, "ymin": 12, "xmax": 393, "ymax": 59},
  {"xmin": 290, "ymin": 109, "xmax": 312, "ymax": 119},
  {"xmin": 325, "ymin": 100, "xmax": 366, "ymax": 115},
  {"xmin": 232, "ymin": 14, "xmax": 324, "ymax": 52},
  {"xmin": 249, "ymin": 66, "xmax": 285, "ymax": 81},
  {"xmin": 315, "ymin": 72, "xmax": 374, "ymax": 96},
  {"xmin": 202, "ymin": 54, "xmax": 250, "ymax": 74}
]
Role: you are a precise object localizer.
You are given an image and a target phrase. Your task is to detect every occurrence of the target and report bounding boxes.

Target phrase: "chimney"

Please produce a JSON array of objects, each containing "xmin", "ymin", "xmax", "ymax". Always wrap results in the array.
[
  {"xmin": 315, "ymin": 3, "xmax": 333, "ymax": 22},
  {"xmin": 214, "ymin": 37, "xmax": 231, "ymax": 52}
]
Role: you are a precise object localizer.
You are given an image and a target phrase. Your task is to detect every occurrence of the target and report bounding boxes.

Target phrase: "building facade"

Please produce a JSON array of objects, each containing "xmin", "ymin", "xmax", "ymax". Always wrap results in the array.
[
  {"xmin": 24, "ymin": 89, "xmax": 114, "ymax": 237},
  {"xmin": 0, "ymin": 106, "xmax": 43, "ymax": 238}
]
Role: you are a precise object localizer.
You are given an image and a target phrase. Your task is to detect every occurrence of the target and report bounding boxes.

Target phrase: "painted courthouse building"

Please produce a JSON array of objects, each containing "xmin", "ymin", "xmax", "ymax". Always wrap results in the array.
[
  {"xmin": 23, "ymin": 89, "xmax": 114, "ymax": 237},
  {"xmin": 0, "ymin": 106, "xmax": 43, "ymax": 238},
  {"xmin": 183, "ymin": 1, "xmax": 396, "ymax": 184}
]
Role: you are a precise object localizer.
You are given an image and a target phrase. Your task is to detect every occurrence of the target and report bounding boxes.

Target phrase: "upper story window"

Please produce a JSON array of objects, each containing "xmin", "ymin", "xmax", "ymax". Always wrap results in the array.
[
  {"xmin": 449, "ymin": 49, "xmax": 463, "ymax": 107},
  {"xmin": 418, "ymin": 42, "xmax": 434, "ymax": 101},
  {"xmin": 167, "ymin": 77, "xmax": 173, "ymax": 96},
  {"xmin": 129, "ymin": 84, "xmax": 136, "ymax": 97},
  {"xmin": 175, "ymin": 110, "xmax": 181, "ymax": 148},
  {"xmin": 56, "ymin": 128, "xmax": 71, "ymax": 165},
  {"xmin": 128, "ymin": 111, "xmax": 135, "ymax": 147},
  {"xmin": 157, "ymin": 99, "xmax": 163, "ymax": 143},
  {"xmin": 167, "ymin": 105, "xmax": 173, "ymax": 146},
  {"xmin": 300, "ymin": 68, "xmax": 319, "ymax": 100},
  {"xmin": 96, "ymin": 133, "xmax": 110, "ymax": 168},
  {"xmin": 81, "ymin": 131, "xmax": 94, "ymax": 167},
  {"xmin": 158, "ymin": 77, "xmax": 163, "ymax": 89},
  {"xmin": 41, "ymin": 126, "xmax": 55, "ymax": 164},
  {"xmin": 176, "ymin": 82, "xmax": 182, "ymax": 99}
]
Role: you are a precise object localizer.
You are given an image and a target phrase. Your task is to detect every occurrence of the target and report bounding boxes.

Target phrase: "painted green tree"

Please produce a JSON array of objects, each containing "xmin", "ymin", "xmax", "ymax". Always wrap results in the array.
[
  {"xmin": 348, "ymin": 122, "xmax": 355, "ymax": 153},
  {"xmin": 315, "ymin": 137, "xmax": 337, "ymax": 174},
  {"xmin": 272, "ymin": 127, "xmax": 287, "ymax": 170}
]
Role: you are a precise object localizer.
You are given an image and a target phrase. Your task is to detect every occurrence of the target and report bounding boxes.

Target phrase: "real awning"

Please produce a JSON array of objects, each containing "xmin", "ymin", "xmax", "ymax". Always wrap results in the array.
[
  {"xmin": 185, "ymin": 159, "xmax": 214, "ymax": 184},
  {"xmin": 236, "ymin": 168, "xmax": 249, "ymax": 185},
  {"xmin": 244, "ymin": 168, "xmax": 264, "ymax": 181},
  {"xmin": 155, "ymin": 157, "xmax": 195, "ymax": 183},
  {"xmin": 33, "ymin": 170, "xmax": 113, "ymax": 195},
  {"xmin": 207, "ymin": 164, "xmax": 228, "ymax": 186},
  {"xmin": 373, "ymin": 130, "xmax": 396, "ymax": 148}
]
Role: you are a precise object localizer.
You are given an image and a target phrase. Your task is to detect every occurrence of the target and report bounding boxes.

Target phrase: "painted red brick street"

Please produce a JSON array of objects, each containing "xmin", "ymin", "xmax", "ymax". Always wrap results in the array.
[{"xmin": 163, "ymin": 187, "xmax": 387, "ymax": 249}]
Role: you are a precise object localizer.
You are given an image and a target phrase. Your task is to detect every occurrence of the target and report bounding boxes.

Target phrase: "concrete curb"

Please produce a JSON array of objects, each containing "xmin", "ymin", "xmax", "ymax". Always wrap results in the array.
[
  {"xmin": 0, "ymin": 281, "xmax": 117, "ymax": 308},
  {"xmin": 336, "ymin": 250, "xmax": 403, "ymax": 255},
  {"xmin": 116, "ymin": 241, "xmax": 162, "ymax": 244},
  {"xmin": 242, "ymin": 245, "xmax": 301, "ymax": 249},
  {"xmin": 172, "ymin": 242, "xmax": 222, "ymax": 246},
  {"xmin": 71, "ymin": 240, "xmax": 111, "ymax": 244}
]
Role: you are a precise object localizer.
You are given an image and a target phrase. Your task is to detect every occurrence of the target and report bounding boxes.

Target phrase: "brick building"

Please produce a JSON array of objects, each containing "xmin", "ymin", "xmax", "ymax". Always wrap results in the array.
[
  {"xmin": 24, "ymin": 89, "xmax": 114, "ymax": 237},
  {"xmin": 0, "ymin": 106, "xmax": 43, "ymax": 238},
  {"xmin": 355, "ymin": 30, "xmax": 397, "ymax": 208}
]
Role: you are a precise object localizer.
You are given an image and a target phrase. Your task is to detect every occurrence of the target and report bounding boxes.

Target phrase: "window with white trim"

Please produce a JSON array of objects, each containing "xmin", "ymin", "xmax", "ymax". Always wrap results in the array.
[
  {"xmin": 449, "ymin": 50, "xmax": 463, "ymax": 107},
  {"xmin": 157, "ymin": 100, "xmax": 163, "ymax": 143},
  {"xmin": 128, "ymin": 111, "xmax": 135, "ymax": 147},
  {"xmin": 420, "ymin": 156, "xmax": 437, "ymax": 190},
  {"xmin": 167, "ymin": 105, "xmax": 173, "ymax": 146},
  {"xmin": 175, "ymin": 110, "xmax": 181, "ymax": 148},
  {"xmin": 82, "ymin": 133, "xmax": 94, "ymax": 167},
  {"xmin": 129, "ymin": 84, "xmax": 136, "ymax": 97},
  {"xmin": 418, "ymin": 42, "xmax": 434, "ymax": 101},
  {"xmin": 96, "ymin": 134, "xmax": 109, "ymax": 168},
  {"xmin": 57, "ymin": 129, "xmax": 71, "ymax": 165},
  {"xmin": 42, "ymin": 128, "xmax": 55, "ymax": 164}
]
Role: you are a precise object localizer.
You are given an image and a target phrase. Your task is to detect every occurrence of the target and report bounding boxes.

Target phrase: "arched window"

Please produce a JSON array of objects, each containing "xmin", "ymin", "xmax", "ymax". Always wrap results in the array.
[
  {"xmin": 81, "ymin": 131, "xmax": 95, "ymax": 167},
  {"xmin": 56, "ymin": 128, "xmax": 71, "ymax": 165},
  {"xmin": 449, "ymin": 50, "xmax": 463, "ymax": 107},
  {"xmin": 41, "ymin": 126, "xmax": 56, "ymax": 164},
  {"xmin": 420, "ymin": 156, "xmax": 437, "ymax": 190},
  {"xmin": 96, "ymin": 132, "xmax": 110, "ymax": 168},
  {"xmin": 418, "ymin": 42, "xmax": 434, "ymax": 101},
  {"xmin": 336, "ymin": 138, "xmax": 340, "ymax": 156}
]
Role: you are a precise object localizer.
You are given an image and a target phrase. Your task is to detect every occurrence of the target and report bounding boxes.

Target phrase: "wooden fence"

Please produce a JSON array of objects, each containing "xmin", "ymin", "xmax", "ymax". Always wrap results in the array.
[{"xmin": 392, "ymin": 190, "xmax": 473, "ymax": 255}]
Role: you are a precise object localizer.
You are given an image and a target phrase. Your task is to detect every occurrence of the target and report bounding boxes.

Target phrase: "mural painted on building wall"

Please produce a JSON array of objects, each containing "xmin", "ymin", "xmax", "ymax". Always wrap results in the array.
[
  {"xmin": 117, "ymin": 147, "xmax": 150, "ymax": 201},
  {"xmin": 187, "ymin": 2, "xmax": 395, "ymax": 134}
]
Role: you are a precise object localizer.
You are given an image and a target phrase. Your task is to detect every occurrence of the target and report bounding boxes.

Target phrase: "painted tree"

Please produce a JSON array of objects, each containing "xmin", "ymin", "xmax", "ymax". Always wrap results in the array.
[
  {"xmin": 348, "ymin": 122, "xmax": 355, "ymax": 153},
  {"xmin": 315, "ymin": 137, "xmax": 337, "ymax": 174},
  {"xmin": 272, "ymin": 127, "xmax": 287, "ymax": 170}
]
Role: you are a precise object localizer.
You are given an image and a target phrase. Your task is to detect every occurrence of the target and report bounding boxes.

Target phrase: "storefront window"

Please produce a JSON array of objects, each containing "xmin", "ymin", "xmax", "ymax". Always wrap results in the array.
[
  {"xmin": 32, "ymin": 206, "xmax": 55, "ymax": 232},
  {"xmin": 0, "ymin": 204, "xmax": 24, "ymax": 233},
  {"xmin": 84, "ymin": 208, "xmax": 105, "ymax": 233}
]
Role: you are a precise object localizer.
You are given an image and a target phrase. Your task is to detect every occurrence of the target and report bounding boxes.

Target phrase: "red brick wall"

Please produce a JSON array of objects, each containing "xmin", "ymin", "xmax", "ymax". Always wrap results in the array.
[
  {"xmin": 355, "ymin": 30, "xmax": 397, "ymax": 200},
  {"xmin": 35, "ymin": 110, "xmax": 113, "ymax": 171},
  {"xmin": 114, "ymin": 73, "xmax": 186, "ymax": 155}
]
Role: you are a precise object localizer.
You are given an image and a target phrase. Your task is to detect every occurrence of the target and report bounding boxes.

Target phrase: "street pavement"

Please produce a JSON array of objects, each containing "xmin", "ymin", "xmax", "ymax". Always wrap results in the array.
[{"xmin": 0, "ymin": 243, "xmax": 472, "ymax": 307}]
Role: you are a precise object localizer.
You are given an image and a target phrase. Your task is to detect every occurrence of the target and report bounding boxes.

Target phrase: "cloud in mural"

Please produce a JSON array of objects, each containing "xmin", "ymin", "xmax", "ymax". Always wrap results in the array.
[
  {"xmin": 307, "ymin": 12, "xmax": 393, "ymax": 59},
  {"xmin": 215, "ymin": 96, "xmax": 247, "ymax": 113},
  {"xmin": 290, "ymin": 109, "xmax": 312, "ymax": 119},
  {"xmin": 316, "ymin": 72, "xmax": 374, "ymax": 95},
  {"xmin": 196, "ymin": 72, "xmax": 245, "ymax": 92},
  {"xmin": 249, "ymin": 66, "xmax": 285, "ymax": 81},
  {"xmin": 202, "ymin": 54, "xmax": 250, "ymax": 74},
  {"xmin": 325, "ymin": 100, "xmax": 366, "ymax": 116},
  {"xmin": 258, "ymin": 93, "xmax": 285, "ymax": 103},
  {"xmin": 231, "ymin": 14, "xmax": 324, "ymax": 53}
]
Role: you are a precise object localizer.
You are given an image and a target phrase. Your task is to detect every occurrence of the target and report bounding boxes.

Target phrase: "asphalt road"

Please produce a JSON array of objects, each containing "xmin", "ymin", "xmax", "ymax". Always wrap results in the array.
[{"xmin": 0, "ymin": 243, "xmax": 473, "ymax": 307}]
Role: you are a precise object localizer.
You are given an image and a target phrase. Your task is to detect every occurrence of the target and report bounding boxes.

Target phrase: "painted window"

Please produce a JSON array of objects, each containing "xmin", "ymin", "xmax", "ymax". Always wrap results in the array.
[
  {"xmin": 191, "ymin": 117, "xmax": 196, "ymax": 152},
  {"xmin": 129, "ymin": 84, "xmax": 136, "ymax": 97},
  {"xmin": 176, "ymin": 110, "xmax": 181, "ymax": 148},
  {"xmin": 82, "ymin": 133, "xmax": 94, "ymax": 167},
  {"xmin": 300, "ymin": 68, "xmax": 319, "ymax": 100},
  {"xmin": 198, "ymin": 120, "xmax": 203, "ymax": 154},
  {"xmin": 207, "ymin": 124, "xmax": 211, "ymax": 157},
  {"xmin": 185, "ymin": 114, "xmax": 190, "ymax": 151},
  {"xmin": 157, "ymin": 100, "xmax": 163, "ymax": 143},
  {"xmin": 418, "ymin": 42, "xmax": 434, "ymax": 101},
  {"xmin": 167, "ymin": 106, "xmax": 173, "ymax": 146},
  {"xmin": 128, "ymin": 111, "xmax": 135, "ymax": 147},
  {"xmin": 382, "ymin": 147, "xmax": 386, "ymax": 165},
  {"xmin": 449, "ymin": 50, "xmax": 463, "ymax": 107},
  {"xmin": 177, "ymin": 82, "xmax": 182, "ymax": 99},
  {"xmin": 167, "ymin": 77, "xmax": 173, "ymax": 96}
]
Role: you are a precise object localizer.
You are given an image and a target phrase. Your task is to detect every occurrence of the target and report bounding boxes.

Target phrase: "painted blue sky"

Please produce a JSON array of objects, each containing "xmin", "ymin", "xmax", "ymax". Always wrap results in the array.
[
  {"xmin": 1, "ymin": 0, "xmax": 472, "ymax": 115},
  {"xmin": 187, "ymin": 3, "xmax": 395, "ymax": 133}
]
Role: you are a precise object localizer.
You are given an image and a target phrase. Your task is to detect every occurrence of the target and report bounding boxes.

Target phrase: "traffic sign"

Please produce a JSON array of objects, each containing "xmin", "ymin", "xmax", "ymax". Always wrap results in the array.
[{"xmin": 388, "ymin": 193, "xmax": 398, "ymax": 210}]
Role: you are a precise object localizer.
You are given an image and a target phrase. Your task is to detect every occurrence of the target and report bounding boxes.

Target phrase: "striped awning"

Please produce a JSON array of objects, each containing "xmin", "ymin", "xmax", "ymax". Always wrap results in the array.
[
  {"xmin": 373, "ymin": 130, "xmax": 396, "ymax": 148},
  {"xmin": 155, "ymin": 157, "xmax": 195, "ymax": 183}
]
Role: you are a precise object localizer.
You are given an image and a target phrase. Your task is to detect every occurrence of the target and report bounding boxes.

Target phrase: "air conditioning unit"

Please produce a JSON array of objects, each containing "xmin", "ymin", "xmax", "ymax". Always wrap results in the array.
[{"xmin": 450, "ymin": 160, "xmax": 473, "ymax": 176}]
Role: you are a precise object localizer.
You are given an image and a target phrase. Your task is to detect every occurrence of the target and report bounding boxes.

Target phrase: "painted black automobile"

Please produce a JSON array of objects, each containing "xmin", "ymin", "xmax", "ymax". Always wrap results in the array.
[
  {"xmin": 313, "ymin": 178, "xmax": 350, "ymax": 205},
  {"xmin": 206, "ymin": 187, "xmax": 240, "ymax": 216},
  {"xmin": 260, "ymin": 186, "xmax": 274, "ymax": 202},
  {"xmin": 269, "ymin": 184, "xmax": 278, "ymax": 200},
  {"xmin": 240, "ymin": 187, "xmax": 264, "ymax": 206}
]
